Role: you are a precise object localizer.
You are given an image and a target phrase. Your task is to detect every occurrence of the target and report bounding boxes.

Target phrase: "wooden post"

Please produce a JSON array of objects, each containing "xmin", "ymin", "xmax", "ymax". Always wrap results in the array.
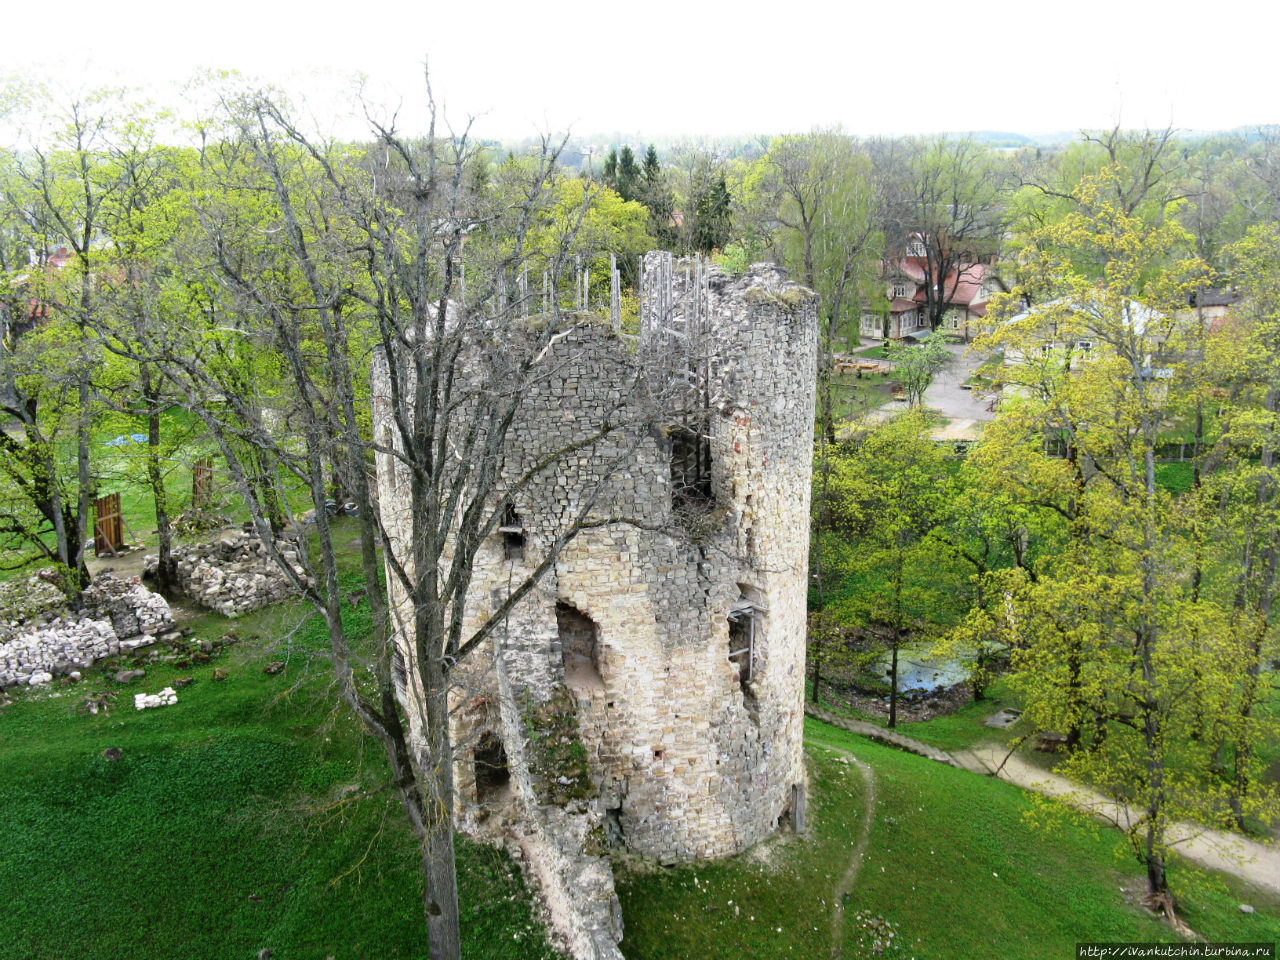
[{"xmin": 192, "ymin": 458, "xmax": 214, "ymax": 508}]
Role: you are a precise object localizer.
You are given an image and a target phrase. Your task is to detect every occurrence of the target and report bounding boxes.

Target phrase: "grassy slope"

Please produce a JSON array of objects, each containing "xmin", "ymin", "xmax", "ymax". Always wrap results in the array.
[
  {"xmin": 0, "ymin": 589, "xmax": 557, "ymax": 960},
  {"xmin": 617, "ymin": 718, "xmax": 1280, "ymax": 959}
]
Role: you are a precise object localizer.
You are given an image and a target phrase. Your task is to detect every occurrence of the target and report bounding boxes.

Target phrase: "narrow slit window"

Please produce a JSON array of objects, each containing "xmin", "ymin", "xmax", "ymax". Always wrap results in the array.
[
  {"xmin": 729, "ymin": 587, "xmax": 766, "ymax": 699},
  {"xmin": 499, "ymin": 504, "xmax": 525, "ymax": 561},
  {"xmin": 669, "ymin": 424, "xmax": 713, "ymax": 512},
  {"xmin": 728, "ymin": 611, "xmax": 754, "ymax": 685}
]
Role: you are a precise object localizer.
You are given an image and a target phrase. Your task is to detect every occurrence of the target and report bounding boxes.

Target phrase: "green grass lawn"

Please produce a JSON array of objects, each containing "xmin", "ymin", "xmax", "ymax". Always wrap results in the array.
[
  {"xmin": 1155, "ymin": 460, "xmax": 1196, "ymax": 495},
  {"xmin": 852, "ymin": 344, "xmax": 892, "ymax": 360},
  {"xmin": 0, "ymin": 581, "xmax": 557, "ymax": 960},
  {"xmin": 827, "ymin": 371, "xmax": 896, "ymax": 422},
  {"xmin": 618, "ymin": 718, "xmax": 1280, "ymax": 959}
]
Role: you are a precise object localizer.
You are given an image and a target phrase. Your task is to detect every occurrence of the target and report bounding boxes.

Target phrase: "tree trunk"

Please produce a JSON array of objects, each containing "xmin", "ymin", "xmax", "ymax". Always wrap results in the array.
[
  {"xmin": 421, "ymin": 665, "xmax": 461, "ymax": 960},
  {"xmin": 244, "ymin": 444, "xmax": 286, "ymax": 533},
  {"xmin": 142, "ymin": 368, "xmax": 176, "ymax": 593},
  {"xmin": 888, "ymin": 638, "xmax": 899, "ymax": 729},
  {"xmin": 1145, "ymin": 841, "xmax": 1167, "ymax": 897}
]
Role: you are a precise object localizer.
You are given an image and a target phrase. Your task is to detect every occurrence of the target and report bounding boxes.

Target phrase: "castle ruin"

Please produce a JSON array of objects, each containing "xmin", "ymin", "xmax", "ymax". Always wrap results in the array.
[{"xmin": 372, "ymin": 251, "xmax": 817, "ymax": 957}]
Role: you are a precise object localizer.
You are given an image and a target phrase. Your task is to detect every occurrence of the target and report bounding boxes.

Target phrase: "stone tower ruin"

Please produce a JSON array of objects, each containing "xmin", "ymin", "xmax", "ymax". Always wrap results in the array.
[{"xmin": 372, "ymin": 251, "xmax": 817, "ymax": 956}]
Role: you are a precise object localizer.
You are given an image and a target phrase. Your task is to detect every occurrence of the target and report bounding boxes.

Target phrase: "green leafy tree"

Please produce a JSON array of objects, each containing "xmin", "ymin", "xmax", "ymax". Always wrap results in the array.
[
  {"xmin": 978, "ymin": 167, "xmax": 1278, "ymax": 919},
  {"xmin": 0, "ymin": 84, "xmax": 138, "ymax": 597},
  {"xmin": 825, "ymin": 411, "xmax": 949, "ymax": 727},
  {"xmin": 615, "ymin": 144, "xmax": 640, "ymax": 202},
  {"xmin": 690, "ymin": 173, "xmax": 732, "ymax": 254},
  {"xmin": 638, "ymin": 144, "xmax": 677, "ymax": 250},
  {"xmin": 1199, "ymin": 224, "xmax": 1280, "ymax": 828},
  {"xmin": 884, "ymin": 331, "xmax": 950, "ymax": 408},
  {"xmin": 753, "ymin": 131, "xmax": 881, "ymax": 440}
]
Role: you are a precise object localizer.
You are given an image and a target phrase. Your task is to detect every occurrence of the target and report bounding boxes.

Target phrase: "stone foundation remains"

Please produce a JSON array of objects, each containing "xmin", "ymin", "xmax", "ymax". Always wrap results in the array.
[
  {"xmin": 0, "ymin": 572, "xmax": 175, "ymax": 690},
  {"xmin": 147, "ymin": 530, "xmax": 307, "ymax": 617},
  {"xmin": 373, "ymin": 253, "xmax": 817, "ymax": 958}
]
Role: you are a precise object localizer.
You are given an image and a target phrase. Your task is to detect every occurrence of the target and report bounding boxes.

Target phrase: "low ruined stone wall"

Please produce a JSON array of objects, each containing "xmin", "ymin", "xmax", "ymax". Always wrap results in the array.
[
  {"xmin": 0, "ymin": 573, "xmax": 175, "ymax": 690},
  {"xmin": 149, "ymin": 530, "xmax": 307, "ymax": 618}
]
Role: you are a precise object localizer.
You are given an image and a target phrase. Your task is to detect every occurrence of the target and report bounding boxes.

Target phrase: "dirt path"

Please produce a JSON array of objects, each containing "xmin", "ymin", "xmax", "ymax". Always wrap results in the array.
[
  {"xmin": 954, "ymin": 742, "xmax": 1280, "ymax": 896},
  {"xmin": 806, "ymin": 740, "xmax": 877, "ymax": 960}
]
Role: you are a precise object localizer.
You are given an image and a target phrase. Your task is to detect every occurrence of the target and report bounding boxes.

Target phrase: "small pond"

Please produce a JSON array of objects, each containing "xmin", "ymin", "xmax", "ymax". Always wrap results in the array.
[{"xmin": 877, "ymin": 644, "xmax": 969, "ymax": 693}]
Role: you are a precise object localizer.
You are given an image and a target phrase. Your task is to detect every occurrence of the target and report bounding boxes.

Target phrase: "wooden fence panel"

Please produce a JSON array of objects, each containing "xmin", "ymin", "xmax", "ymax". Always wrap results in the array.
[
  {"xmin": 94, "ymin": 493, "xmax": 124, "ymax": 557},
  {"xmin": 192, "ymin": 458, "xmax": 214, "ymax": 507}
]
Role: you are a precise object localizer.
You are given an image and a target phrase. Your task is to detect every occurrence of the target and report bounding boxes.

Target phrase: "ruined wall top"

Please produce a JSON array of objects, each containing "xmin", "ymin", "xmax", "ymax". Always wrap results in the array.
[{"xmin": 638, "ymin": 251, "xmax": 813, "ymax": 346}]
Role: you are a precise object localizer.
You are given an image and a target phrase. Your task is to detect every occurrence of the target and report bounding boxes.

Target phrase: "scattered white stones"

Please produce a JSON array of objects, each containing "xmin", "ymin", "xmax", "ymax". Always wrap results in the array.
[{"xmin": 134, "ymin": 687, "xmax": 177, "ymax": 710}]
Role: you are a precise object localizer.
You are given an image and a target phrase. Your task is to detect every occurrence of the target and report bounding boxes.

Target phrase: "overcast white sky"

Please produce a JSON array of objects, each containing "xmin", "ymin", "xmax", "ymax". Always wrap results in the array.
[{"xmin": 8, "ymin": 0, "xmax": 1276, "ymax": 141}]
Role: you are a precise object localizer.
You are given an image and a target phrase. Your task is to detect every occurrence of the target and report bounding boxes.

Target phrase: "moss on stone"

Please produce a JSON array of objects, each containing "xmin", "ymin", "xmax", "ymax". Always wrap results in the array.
[{"xmin": 523, "ymin": 685, "xmax": 594, "ymax": 806}]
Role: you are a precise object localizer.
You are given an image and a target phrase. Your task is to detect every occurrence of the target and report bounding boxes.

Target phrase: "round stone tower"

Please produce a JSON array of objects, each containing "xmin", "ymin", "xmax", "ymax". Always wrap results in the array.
[{"xmin": 373, "ymin": 251, "xmax": 817, "ymax": 865}]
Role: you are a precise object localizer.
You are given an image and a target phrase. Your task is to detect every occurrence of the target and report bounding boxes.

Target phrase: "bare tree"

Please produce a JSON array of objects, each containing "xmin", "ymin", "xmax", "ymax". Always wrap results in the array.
[
  {"xmin": 125, "ymin": 81, "xmax": 657, "ymax": 960},
  {"xmin": 874, "ymin": 136, "xmax": 1006, "ymax": 333}
]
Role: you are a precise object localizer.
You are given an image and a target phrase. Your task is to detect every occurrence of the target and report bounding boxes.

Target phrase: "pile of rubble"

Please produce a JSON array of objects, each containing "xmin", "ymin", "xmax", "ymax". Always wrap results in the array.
[
  {"xmin": 0, "ymin": 572, "xmax": 176, "ymax": 690},
  {"xmin": 148, "ymin": 529, "xmax": 308, "ymax": 618}
]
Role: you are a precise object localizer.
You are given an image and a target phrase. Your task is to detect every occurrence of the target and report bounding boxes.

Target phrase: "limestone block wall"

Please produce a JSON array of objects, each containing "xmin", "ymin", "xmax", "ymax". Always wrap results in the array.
[{"xmin": 372, "ymin": 254, "xmax": 816, "ymax": 870}]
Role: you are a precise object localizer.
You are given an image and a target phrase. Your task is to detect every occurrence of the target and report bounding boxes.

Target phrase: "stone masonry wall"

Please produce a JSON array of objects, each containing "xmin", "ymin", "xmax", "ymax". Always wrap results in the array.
[
  {"xmin": 372, "ymin": 253, "xmax": 816, "ymax": 956},
  {"xmin": 0, "ymin": 572, "xmax": 175, "ymax": 689},
  {"xmin": 148, "ymin": 530, "xmax": 307, "ymax": 618}
]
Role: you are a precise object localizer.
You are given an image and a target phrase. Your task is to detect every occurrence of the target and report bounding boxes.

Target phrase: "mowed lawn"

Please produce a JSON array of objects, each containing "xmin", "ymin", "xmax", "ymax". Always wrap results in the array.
[
  {"xmin": 617, "ymin": 718, "xmax": 1280, "ymax": 959},
  {"xmin": 0, "ymin": 594, "xmax": 557, "ymax": 960},
  {"xmin": 4, "ymin": 575, "xmax": 1276, "ymax": 960}
]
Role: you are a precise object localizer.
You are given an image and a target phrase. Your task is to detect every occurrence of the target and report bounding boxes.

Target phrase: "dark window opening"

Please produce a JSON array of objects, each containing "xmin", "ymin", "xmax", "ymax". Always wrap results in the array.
[
  {"xmin": 729, "ymin": 587, "xmax": 765, "ymax": 718},
  {"xmin": 669, "ymin": 424, "xmax": 714, "ymax": 513},
  {"xmin": 557, "ymin": 601, "xmax": 603, "ymax": 691},
  {"xmin": 499, "ymin": 504, "xmax": 525, "ymax": 561},
  {"xmin": 474, "ymin": 731, "xmax": 510, "ymax": 804},
  {"xmin": 728, "ymin": 613, "xmax": 753, "ymax": 685}
]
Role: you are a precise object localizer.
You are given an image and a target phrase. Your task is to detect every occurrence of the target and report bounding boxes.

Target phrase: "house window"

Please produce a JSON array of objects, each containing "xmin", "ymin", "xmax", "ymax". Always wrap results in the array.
[
  {"xmin": 1075, "ymin": 340, "xmax": 1093, "ymax": 353},
  {"xmin": 948, "ymin": 315, "xmax": 960, "ymax": 330},
  {"xmin": 891, "ymin": 282, "xmax": 909, "ymax": 299},
  {"xmin": 906, "ymin": 239, "xmax": 927, "ymax": 257},
  {"xmin": 1040, "ymin": 344, "xmax": 1053, "ymax": 357}
]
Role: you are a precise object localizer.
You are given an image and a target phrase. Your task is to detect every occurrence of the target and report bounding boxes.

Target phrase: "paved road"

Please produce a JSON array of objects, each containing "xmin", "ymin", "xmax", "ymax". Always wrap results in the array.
[{"xmin": 922, "ymin": 343, "xmax": 996, "ymax": 438}]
